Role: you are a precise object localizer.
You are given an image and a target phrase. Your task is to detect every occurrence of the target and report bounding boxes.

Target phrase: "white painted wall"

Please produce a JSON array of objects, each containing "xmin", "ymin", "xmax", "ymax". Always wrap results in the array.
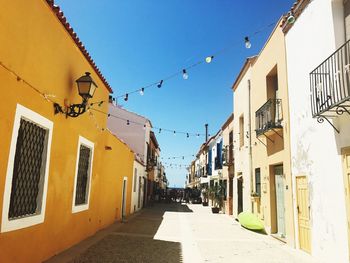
[
  {"xmin": 233, "ymin": 66, "xmax": 253, "ymax": 218},
  {"xmin": 131, "ymin": 160, "xmax": 145, "ymax": 214},
  {"xmin": 107, "ymin": 103, "xmax": 150, "ymax": 165},
  {"xmin": 285, "ymin": 0, "xmax": 349, "ymax": 261}
]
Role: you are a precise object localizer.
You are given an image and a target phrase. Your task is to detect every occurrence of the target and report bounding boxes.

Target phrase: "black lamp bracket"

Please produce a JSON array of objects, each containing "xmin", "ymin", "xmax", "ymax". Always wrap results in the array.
[{"xmin": 53, "ymin": 98, "xmax": 88, "ymax": 118}]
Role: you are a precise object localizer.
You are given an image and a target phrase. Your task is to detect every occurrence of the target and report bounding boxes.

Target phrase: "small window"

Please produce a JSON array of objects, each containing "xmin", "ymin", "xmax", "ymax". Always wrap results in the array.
[
  {"xmin": 255, "ymin": 168, "xmax": 261, "ymax": 196},
  {"xmin": 1, "ymin": 104, "xmax": 53, "ymax": 232},
  {"xmin": 239, "ymin": 115, "xmax": 244, "ymax": 148},
  {"xmin": 133, "ymin": 168, "xmax": 137, "ymax": 192},
  {"xmin": 72, "ymin": 136, "xmax": 94, "ymax": 213}
]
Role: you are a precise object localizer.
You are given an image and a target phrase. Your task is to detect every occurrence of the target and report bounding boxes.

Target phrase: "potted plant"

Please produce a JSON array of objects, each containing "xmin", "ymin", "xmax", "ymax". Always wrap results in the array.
[
  {"xmin": 210, "ymin": 184, "xmax": 225, "ymax": 213},
  {"xmin": 250, "ymin": 191, "xmax": 260, "ymax": 202},
  {"xmin": 201, "ymin": 187, "xmax": 209, "ymax": 206}
]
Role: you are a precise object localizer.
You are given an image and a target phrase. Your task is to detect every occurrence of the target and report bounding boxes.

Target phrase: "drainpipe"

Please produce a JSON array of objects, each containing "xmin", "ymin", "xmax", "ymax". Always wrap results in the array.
[
  {"xmin": 205, "ymin": 123, "xmax": 208, "ymax": 142},
  {"xmin": 248, "ymin": 79, "xmax": 254, "ymax": 211}
]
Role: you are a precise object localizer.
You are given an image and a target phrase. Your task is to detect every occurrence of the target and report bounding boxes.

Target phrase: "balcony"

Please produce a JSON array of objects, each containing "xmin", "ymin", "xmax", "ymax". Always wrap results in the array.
[
  {"xmin": 222, "ymin": 145, "xmax": 234, "ymax": 166},
  {"xmin": 146, "ymin": 158, "xmax": 156, "ymax": 171},
  {"xmin": 310, "ymin": 39, "xmax": 350, "ymax": 132},
  {"xmin": 255, "ymin": 98, "xmax": 283, "ymax": 137}
]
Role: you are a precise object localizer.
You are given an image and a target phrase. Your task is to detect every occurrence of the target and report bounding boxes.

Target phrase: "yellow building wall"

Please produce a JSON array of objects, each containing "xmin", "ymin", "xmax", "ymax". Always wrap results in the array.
[
  {"xmin": 250, "ymin": 21, "xmax": 295, "ymax": 246},
  {"xmin": 0, "ymin": 0, "xmax": 134, "ymax": 262}
]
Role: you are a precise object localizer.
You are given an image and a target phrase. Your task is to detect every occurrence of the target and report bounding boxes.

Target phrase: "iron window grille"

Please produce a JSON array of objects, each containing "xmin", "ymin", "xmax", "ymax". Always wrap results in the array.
[
  {"xmin": 8, "ymin": 118, "xmax": 49, "ymax": 220},
  {"xmin": 75, "ymin": 145, "xmax": 92, "ymax": 206}
]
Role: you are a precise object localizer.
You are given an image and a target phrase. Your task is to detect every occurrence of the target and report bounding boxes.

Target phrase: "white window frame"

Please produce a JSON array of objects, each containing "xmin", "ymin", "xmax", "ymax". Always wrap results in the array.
[
  {"xmin": 72, "ymin": 136, "xmax": 94, "ymax": 213},
  {"xmin": 1, "ymin": 104, "xmax": 53, "ymax": 233}
]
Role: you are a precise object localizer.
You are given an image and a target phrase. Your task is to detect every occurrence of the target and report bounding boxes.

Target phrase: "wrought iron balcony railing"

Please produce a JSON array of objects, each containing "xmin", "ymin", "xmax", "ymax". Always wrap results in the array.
[
  {"xmin": 222, "ymin": 145, "xmax": 234, "ymax": 166},
  {"xmin": 255, "ymin": 98, "xmax": 283, "ymax": 136},
  {"xmin": 310, "ymin": 39, "xmax": 350, "ymax": 132}
]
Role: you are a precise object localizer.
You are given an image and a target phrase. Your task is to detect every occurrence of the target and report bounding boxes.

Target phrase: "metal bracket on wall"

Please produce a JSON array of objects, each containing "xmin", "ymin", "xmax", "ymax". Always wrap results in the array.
[
  {"xmin": 263, "ymin": 134, "xmax": 274, "ymax": 143},
  {"xmin": 272, "ymin": 128, "xmax": 283, "ymax": 139},
  {"xmin": 316, "ymin": 115, "xmax": 339, "ymax": 133},
  {"xmin": 256, "ymin": 136, "xmax": 267, "ymax": 148}
]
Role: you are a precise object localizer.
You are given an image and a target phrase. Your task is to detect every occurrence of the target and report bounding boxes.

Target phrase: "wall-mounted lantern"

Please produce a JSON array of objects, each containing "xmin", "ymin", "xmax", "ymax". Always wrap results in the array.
[{"xmin": 54, "ymin": 72, "xmax": 98, "ymax": 118}]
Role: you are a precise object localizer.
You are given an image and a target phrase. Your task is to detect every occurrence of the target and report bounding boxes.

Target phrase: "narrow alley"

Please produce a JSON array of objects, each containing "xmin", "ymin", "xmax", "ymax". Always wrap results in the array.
[{"xmin": 46, "ymin": 202, "xmax": 317, "ymax": 263}]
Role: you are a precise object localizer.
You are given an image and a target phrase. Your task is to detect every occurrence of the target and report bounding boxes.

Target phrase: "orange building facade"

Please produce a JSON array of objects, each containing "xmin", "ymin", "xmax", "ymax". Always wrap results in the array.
[{"xmin": 0, "ymin": 0, "xmax": 134, "ymax": 262}]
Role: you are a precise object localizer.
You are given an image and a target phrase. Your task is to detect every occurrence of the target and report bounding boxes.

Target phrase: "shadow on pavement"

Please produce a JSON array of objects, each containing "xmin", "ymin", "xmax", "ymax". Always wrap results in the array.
[{"xmin": 68, "ymin": 202, "xmax": 191, "ymax": 263}]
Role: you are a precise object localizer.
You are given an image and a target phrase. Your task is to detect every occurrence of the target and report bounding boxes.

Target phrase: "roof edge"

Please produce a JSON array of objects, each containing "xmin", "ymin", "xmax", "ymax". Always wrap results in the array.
[
  {"xmin": 45, "ymin": 0, "xmax": 113, "ymax": 93},
  {"xmin": 281, "ymin": 0, "xmax": 311, "ymax": 34},
  {"xmin": 232, "ymin": 56, "xmax": 258, "ymax": 91}
]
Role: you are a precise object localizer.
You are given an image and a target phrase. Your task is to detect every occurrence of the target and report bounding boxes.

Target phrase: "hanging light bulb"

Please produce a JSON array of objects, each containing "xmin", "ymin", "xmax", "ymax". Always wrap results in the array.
[
  {"xmin": 205, "ymin": 56, "xmax": 214, "ymax": 64},
  {"xmin": 287, "ymin": 12, "xmax": 296, "ymax": 24},
  {"xmin": 196, "ymin": 133, "xmax": 200, "ymax": 138},
  {"xmin": 186, "ymin": 133, "xmax": 189, "ymax": 138},
  {"xmin": 244, "ymin": 37, "xmax": 251, "ymax": 49},
  {"xmin": 157, "ymin": 80, "xmax": 163, "ymax": 88},
  {"xmin": 127, "ymin": 120, "xmax": 130, "ymax": 125},
  {"xmin": 140, "ymin": 88, "xmax": 145, "ymax": 96},
  {"xmin": 159, "ymin": 128, "xmax": 162, "ymax": 133},
  {"xmin": 173, "ymin": 130, "xmax": 176, "ymax": 136},
  {"xmin": 182, "ymin": 69, "xmax": 189, "ymax": 80},
  {"xmin": 124, "ymin": 93, "xmax": 129, "ymax": 101},
  {"xmin": 143, "ymin": 124, "xmax": 146, "ymax": 130}
]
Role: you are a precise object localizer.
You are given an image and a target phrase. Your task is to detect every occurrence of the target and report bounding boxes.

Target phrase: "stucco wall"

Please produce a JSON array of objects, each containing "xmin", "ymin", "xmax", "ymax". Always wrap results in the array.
[
  {"xmin": 0, "ymin": 0, "xmax": 134, "ymax": 262},
  {"xmin": 108, "ymin": 104, "xmax": 150, "ymax": 165},
  {"xmin": 250, "ymin": 22, "xmax": 294, "ymax": 246},
  {"xmin": 285, "ymin": 0, "xmax": 349, "ymax": 261}
]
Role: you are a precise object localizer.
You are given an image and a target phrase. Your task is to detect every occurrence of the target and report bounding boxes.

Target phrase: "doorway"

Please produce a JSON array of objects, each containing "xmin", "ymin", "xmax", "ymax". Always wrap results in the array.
[
  {"xmin": 274, "ymin": 165, "xmax": 286, "ymax": 238},
  {"xmin": 229, "ymin": 177, "xmax": 233, "ymax": 215},
  {"xmin": 237, "ymin": 176, "xmax": 243, "ymax": 214},
  {"xmin": 121, "ymin": 177, "xmax": 127, "ymax": 220},
  {"xmin": 296, "ymin": 176, "xmax": 311, "ymax": 253},
  {"xmin": 138, "ymin": 176, "xmax": 142, "ymax": 209}
]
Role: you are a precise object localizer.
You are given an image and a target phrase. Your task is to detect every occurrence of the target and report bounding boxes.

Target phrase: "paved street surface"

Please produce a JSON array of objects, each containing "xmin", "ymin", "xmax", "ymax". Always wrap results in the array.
[{"xmin": 47, "ymin": 203, "xmax": 318, "ymax": 263}]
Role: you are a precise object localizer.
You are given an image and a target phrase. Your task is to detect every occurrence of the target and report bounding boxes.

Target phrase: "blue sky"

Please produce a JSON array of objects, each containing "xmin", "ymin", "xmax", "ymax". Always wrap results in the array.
[{"xmin": 55, "ymin": 0, "xmax": 294, "ymax": 187}]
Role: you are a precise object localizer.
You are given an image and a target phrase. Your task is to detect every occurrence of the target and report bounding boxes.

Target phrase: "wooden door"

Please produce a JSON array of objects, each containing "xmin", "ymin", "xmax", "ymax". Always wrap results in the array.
[
  {"xmin": 237, "ymin": 177, "xmax": 243, "ymax": 214},
  {"xmin": 275, "ymin": 166, "xmax": 286, "ymax": 238},
  {"xmin": 296, "ymin": 176, "xmax": 311, "ymax": 253},
  {"xmin": 342, "ymin": 147, "xmax": 350, "ymax": 259}
]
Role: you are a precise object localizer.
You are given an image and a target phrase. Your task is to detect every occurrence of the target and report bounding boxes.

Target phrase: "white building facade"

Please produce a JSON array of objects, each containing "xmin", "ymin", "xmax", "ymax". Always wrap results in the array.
[
  {"xmin": 283, "ymin": 0, "xmax": 350, "ymax": 261},
  {"xmin": 232, "ymin": 58, "xmax": 256, "ymax": 218},
  {"xmin": 107, "ymin": 103, "xmax": 151, "ymax": 213}
]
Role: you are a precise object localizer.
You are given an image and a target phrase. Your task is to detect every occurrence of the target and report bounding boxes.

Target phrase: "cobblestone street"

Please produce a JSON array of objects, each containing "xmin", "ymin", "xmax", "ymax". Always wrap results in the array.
[{"xmin": 46, "ymin": 203, "xmax": 318, "ymax": 263}]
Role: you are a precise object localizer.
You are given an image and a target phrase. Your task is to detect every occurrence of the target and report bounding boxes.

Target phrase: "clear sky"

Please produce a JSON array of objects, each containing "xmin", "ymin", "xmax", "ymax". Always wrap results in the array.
[{"xmin": 55, "ymin": 0, "xmax": 294, "ymax": 187}]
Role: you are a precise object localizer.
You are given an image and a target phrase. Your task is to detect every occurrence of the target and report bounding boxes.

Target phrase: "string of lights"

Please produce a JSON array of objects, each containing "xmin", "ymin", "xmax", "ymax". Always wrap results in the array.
[
  {"xmin": 161, "ymin": 154, "xmax": 196, "ymax": 160},
  {"xmin": 89, "ymin": 20, "xmax": 276, "ymax": 105},
  {"xmin": 0, "ymin": 60, "xmax": 109, "ymax": 136},
  {"xmin": 89, "ymin": 106, "xmax": 208, "ymax": 138}
]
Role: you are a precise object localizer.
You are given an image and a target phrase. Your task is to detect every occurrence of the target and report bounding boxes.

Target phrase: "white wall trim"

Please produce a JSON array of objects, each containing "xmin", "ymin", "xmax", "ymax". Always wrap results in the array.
[
  {"xmin": 72, "ymin": 136, "xmax": 94, "ymax": 213},
  {"xmin": 1, "ymin": 104, "xmax": 53, "ymax": 233}
]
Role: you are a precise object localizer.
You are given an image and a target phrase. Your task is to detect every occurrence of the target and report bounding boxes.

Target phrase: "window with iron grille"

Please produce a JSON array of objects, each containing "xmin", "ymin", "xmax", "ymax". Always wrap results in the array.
[
  {"xmin": 72, "ymin": 136, "xmax": 94, "ymax": 213},
  {"xmin": 8, "ymin": 118, "xmax": 49, "ymax": 219},
  {"xmin": 75, "ymin": 145, "xmax": 91, "ymax": 205},
  {"xmin": 2, "ymin": 104, "xmax": 53, "ymax": 233}
]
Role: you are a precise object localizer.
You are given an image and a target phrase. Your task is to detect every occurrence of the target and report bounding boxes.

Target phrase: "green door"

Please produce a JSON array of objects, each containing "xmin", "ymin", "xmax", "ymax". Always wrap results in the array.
[{"xmin": 275, "ymin": 166, "xmax": 286, "ymax": 238}]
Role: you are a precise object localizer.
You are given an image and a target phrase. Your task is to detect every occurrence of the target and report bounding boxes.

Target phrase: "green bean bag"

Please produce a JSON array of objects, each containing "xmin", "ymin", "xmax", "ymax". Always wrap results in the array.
[{"xmin": 238, "ymin": 211, "xmax": 264, "ymax": 231}]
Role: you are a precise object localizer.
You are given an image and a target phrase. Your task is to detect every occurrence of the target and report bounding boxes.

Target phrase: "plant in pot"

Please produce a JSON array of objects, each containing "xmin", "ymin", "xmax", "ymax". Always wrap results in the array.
[
  {"xmin": 250, "ymin": 191, "xmax": 260, "ymax": 202},
  {"xmin": 201, "ymin": 187, "xmax": 209, "ymax": 206},
  {"xmin": 210, "ymin": 184, "xmax": 225, "ymax": 213}
]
